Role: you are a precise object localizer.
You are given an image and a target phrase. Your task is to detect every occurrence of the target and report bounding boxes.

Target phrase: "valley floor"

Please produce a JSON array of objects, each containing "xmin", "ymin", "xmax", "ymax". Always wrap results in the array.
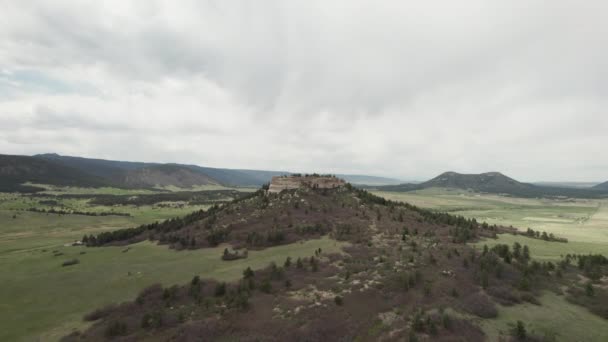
[
  {"xmin": 374, "ymin": 188, "xmax": 608, "ymax": 257},
  {"xmin": 1, "ymin": 187, "xmax": 607, "ymax": 341}
]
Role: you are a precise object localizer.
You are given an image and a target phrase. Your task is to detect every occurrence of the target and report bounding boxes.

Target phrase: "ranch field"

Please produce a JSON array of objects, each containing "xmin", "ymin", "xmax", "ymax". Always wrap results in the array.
[
  {"xmin": 375, "ymin": 188, "xmax": 608, "ymax": 341},
  {"xmin": 0, "ymin": 187, "xmax": 346, "ymax": 341},
  {"xmin": 374, "ymin": 188, "xmax": 608, "ymax": 257}
]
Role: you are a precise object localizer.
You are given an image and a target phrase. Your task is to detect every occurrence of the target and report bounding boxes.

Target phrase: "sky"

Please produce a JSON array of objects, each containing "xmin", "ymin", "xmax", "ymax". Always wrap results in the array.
[{"xmin": 1, "ymin": 1, "xmax": 607, "ymax": 182}]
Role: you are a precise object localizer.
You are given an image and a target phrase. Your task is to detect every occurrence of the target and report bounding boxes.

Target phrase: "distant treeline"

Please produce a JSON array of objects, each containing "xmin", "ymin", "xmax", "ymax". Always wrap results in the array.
[
  {"xmin": 518, "ymin": 228, "xmax": 568, "ymax": 243},
  {"xmin": 27, "ymin": 190, "xmax": 244, "ymax": 206},
  {"xmin": 26, "ymin": 208, "xmax": 131, "ymax": 217},
  {"xmin": 0, "ymin": 181, "xmax": 46, "ymax": 193}
]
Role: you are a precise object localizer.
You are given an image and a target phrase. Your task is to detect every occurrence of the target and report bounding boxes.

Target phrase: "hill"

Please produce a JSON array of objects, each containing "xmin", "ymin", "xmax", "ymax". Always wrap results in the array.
[
  {"xmin": 421, "ymin": 172, "xmax": 530, "ymax": 193},
  {"xmin": 119, "ymin": 164, "xmax": 220, "ymax": 188},
  {"xmin": 0, "ymin": 155, "xmax": 111, "ymax": 192},
  {"xmin": 33, "ymin": 154, "xmax": 401, "ymax": 188},
  {"xmin": 66, "ymin": 178, "xmax": 608, "ymax": 341},
  {"xmin": 35, "ymin": 153, "xmax": 152, "ymax": 180},
  {"xmin": 593, "ymin": 181, "xmax": 608, "ymax": 191},
  {"xmin": 34, "ymin": 154, "xmax": 288, "ymax": 187},
  {"xmin": 373, "ymin": 172, "xmax": 608, "ymax": 199}
]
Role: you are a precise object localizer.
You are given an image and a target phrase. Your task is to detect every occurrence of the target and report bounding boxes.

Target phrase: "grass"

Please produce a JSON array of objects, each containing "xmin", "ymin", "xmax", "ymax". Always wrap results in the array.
[
  {"xmin": 373, "ymin": 188, "xmax": 608, "ymax": 254},
  {"xmin": 24, "ymin": 183, "xmax": 161, "ymax": 195},
  {"xmin": 479, "ymin": 291, "xmax": 608, "ymax": 341},
  {"xmin": 473, "ymin": 234, "xmax": 608, "ymax": 261},
  {"xmin": 0, "ymin": 202, "xmax": 213, "ymax": 254},
  {"xmin": 2, "ymin": 188, "xmax": 313, "ymax": 341},
  {"xmin": 0, "ymin": 237, "xmax": 347, "ymax": 341}
]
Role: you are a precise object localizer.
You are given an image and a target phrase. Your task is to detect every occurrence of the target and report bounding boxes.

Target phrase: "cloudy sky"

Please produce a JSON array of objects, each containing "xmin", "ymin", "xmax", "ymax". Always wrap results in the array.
[{"xmin": 1, "ymin": 1, "xmax": 606, "ymax": 182}]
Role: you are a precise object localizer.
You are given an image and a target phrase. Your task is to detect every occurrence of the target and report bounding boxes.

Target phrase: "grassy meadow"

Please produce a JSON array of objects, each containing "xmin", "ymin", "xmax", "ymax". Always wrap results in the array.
[
  {"xmin": 373, "ymin": 188, "xmax": 608, "ymax": 257},
  {"xmin": 0, "ymin": 186, "xmax": 348, "ymax": 341},
  {"xmin": 0, "ymin": 237, "xmax": 345, "ymax": 341},
  {"xmin": 480, "ymin": 291, "xmax": 608, "ymax": 341}
]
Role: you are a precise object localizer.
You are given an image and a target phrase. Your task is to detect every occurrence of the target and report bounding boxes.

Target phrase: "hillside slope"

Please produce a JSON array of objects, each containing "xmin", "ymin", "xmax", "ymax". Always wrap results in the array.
[
  {"xmin": 35, "ymin": 153, "xmax": 151, "ymax": 180},
  {"xmin": 420, "ymin": 172, "xmax": 531, "ymax": 193},
  {"xmin": 119, "ymin": 164, "xmax": 220, "ymax": 188},
  {"xmin": 0, "ymin": 155, "xmax": 111, "ymax": 192},
  {"xmin": 68, "ymin": 181, "xmax": 608, "ymax": 341},
  {"xmin": 593, "ymin": 181, "xmax": 608, "ymax": 191},
  {"xmin": 35, "ymin": 154, "xmax": 287, "ymax": 187}
]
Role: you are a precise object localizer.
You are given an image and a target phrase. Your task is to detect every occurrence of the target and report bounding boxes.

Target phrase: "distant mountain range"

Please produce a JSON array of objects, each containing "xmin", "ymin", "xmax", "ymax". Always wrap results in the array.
[
  {"xmin": 593, "ymin": 181, "xmax": 608, "ymax": 191},
  {"xmin": 0, "ymin": 153, "xmax": 403, "ymax": 192},
  {"xmin": 372, "ymin": 171, "xmax": 608, "ymax": 198}
]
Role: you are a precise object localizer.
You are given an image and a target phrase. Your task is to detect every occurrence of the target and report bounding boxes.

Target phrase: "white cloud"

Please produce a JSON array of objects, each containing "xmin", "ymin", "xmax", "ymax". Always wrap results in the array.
[{"xmin": 0, "ymin": 0, "xmax": 607, "ymax": 181}]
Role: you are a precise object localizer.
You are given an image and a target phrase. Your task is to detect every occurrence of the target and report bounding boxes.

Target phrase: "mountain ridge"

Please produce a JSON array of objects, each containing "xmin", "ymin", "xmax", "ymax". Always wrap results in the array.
[
  {"xmin": 593, "ymin": 181, "xmax": 608, "ymax": 191},
  {"xmin": 372, "ymin": 171, "xmax": 608, "ymax": 199},
  {"xmin": 0, "ymin": 153, "xmax": 402, "ymax": 191}
]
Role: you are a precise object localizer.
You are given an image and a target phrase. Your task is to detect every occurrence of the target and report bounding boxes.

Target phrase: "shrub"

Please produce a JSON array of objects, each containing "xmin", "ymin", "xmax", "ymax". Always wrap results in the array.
[
  {"xmin": 462, "ymin": 293, "xmax": 498, "ymax": 318},
  {"xmin": 586, "ymin": 281, "xmax": 595, "ymax": 297},
  {"xmin": 334, "ymin": 296, "xmax": 344, "ymax": 306},
  {"xmin": 260, "ymin": 279, "xmax": 272, "ymax": 294},
  {"xmin": 441, "ymin": 312, "xmax": 452, "ymax": 330},
  {"xmin": 243, "ymin": 267, "xmax": 254, "ymax": 279},
  {"xmin": 105, "ymin": 320, "xmax": 127, "ymax": 337},
  {"xmin": 512, "ymin": 320, "xmax": 527, "ymax": 340},
  {"xmin": 214, "ymin": 282, "xmax": 226, "ymax": 297},
  {"xmin": 83, "ymin": 304, "xmax": 117, "ymax": 321},
  {"xmin": 62, "ymin": 259, "xmax": 79, "ymax": 267}
]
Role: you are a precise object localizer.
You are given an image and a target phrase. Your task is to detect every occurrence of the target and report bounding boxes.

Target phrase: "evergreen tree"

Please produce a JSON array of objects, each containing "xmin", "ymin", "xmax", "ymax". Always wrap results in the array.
[
  {"xmin": 523, "ymin": 245, "xmax": 530, "ymax": 261},
  {"xmin": 243, "ymin": 267, "xmax": 254, "ymax": 279},
  {"xmin": 513, "ymin": 321, "xmax": 526, "ymax": 340}
]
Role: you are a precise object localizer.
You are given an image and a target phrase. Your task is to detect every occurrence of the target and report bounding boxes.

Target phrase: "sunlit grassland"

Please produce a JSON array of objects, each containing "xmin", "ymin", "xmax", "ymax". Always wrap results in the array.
[
  {"xmin": 373, "ymin": 188, "xmax": 608, "ymax": 251},
  {"xmin": 479, "ymin": 292, "xmax": 608, "ymax": 342},
  {"xmin": 0, "ymin": 237, "xmax": 346, "ymax": 341},
  {"xmin": 24, "ymin": 183, "xmax": 161, "ymax": 195},
  {"xmin": 0, "ymin": 197, "xmax": 212, "ymax": 254},
  {"xmin": 0, "ymin": 188, "xmax": 347, "ymax": 341},
  {"xmin": 473, "ymin": 234, "xmax": 608, "ymax": 261}
]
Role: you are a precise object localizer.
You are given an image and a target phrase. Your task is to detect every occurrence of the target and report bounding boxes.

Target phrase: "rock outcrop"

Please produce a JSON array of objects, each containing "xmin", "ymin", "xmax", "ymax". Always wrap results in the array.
[{"xmin": 268, "ymin": 175, "xmax": 346, "ymax": 193}]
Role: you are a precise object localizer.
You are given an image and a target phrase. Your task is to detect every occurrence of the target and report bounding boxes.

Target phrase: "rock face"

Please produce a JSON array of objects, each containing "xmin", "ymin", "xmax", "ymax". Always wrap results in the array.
[{"xmin": 268, "ymin": 176, "xmax": 346, "ymax": 193}]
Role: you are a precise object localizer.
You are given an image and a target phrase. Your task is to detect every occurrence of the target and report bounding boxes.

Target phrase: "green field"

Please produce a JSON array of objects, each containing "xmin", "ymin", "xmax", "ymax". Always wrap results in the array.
[
  {"xmin": 374, "ymin": 188, "xmax": 608, "ymax": 257},
  {"xmin": 0, "ymin": 237, "xmax": 345, "ymax": 341},
  {"xmin": 0, "ymin": 193, "xmax": 213, "ymax": 254},
  {"xmin": 474, "ymin": 234, "xmax": 608, "ymax": 261},
  {"xmin": 0, "ymin": 187, "xmax": 350, "ymax": 341},
  {"xmin": 480, "ymin": 292, "xmax": 608, "ymax": 341}
]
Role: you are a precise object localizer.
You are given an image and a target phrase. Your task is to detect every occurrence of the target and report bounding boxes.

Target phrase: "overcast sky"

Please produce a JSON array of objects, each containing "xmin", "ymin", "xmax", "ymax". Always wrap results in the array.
[{"xmin": 1, "ymin": 1, "xmax": 606, "ymax": 182}]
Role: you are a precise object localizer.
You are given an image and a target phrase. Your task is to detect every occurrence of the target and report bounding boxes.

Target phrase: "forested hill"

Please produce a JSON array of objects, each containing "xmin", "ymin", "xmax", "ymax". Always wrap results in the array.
[
  {"xmin": 35, "ymin": 154, "xmax": 288, "ymax": 187},
  {"xmin": 120, "ymin": 165, "xmax": 220, "ymax": 188},
  {"xmin": 0, "ymin": 155, "xmax": 111, "ymax": 192},
  {"xmin": 372, "ymin": 171, "xmax": 608, "ymax": 199}
]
